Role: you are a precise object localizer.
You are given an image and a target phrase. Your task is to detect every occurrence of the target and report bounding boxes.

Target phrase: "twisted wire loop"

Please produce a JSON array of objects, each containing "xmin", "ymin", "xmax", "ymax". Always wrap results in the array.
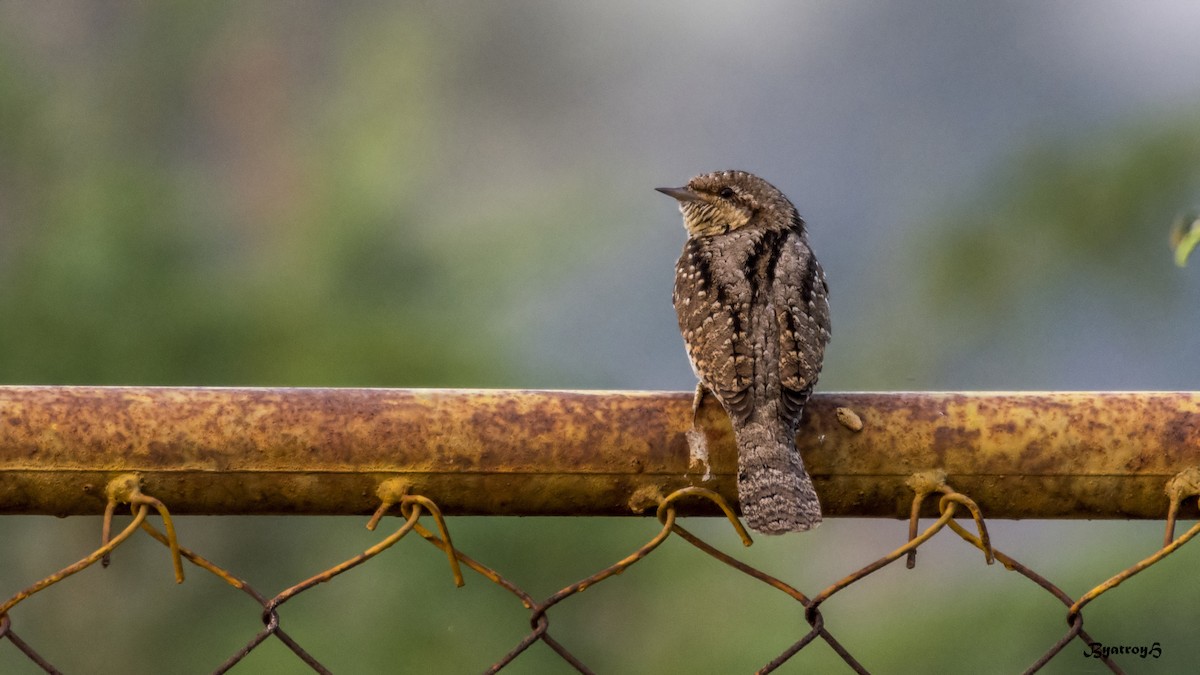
[
  {"xmin": 1162, "ymin": 466, "xmax": 1200, "ymax": 545},
  {"xmin": 903, "ymin": 470, "xmax": 993, "ymax": 568},
  {"xmin": 101, "ymin": 473, "xmax": 185, "ymax": 582},
  {"xmin": 0, "ymin": 475, "xmax": 183, "ymax": 674},
  {"xmin": 212, "ymin": 481, "xmax": 468, "ymax": 673},
  {"xmin": 4, "ymin": 467, "xmax": 1200, "ymax": 672},
  {"xmin": 1, "ymin": 475, "xmax": 175, "ymax": 619}
]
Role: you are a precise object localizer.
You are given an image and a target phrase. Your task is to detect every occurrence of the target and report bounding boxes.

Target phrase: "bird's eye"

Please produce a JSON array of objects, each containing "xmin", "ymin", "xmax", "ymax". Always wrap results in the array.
[{"xmin": 718, "ymin": 187, "xmax": 736, "ymax": 199}]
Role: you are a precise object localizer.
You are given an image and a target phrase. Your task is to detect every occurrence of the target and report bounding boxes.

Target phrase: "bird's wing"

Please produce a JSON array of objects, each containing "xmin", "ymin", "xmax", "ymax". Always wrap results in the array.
[
  {"xmin": 674, "ymin": 238, "xmax": 755, "ymax": 420},
  {"xmin": 773, "ymin": 233, "xmax": 831, "ymax": 421}
]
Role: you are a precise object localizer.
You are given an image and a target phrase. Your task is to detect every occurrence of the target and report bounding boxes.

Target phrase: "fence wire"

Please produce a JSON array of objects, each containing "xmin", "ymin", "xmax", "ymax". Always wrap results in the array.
[{"xmin": 3, "ymin": 468, "xmax": 1199, "ymax": 674}]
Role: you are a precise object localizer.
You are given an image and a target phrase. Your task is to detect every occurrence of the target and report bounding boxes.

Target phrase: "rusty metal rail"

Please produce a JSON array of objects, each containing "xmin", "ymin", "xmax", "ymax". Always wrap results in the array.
[
  {"xmin": 2, "ymin": 387, "xmax": 1199, "ymax": 518},
  {"xmin": 3, "ymin": 387, "xmax": 1199, "ymax": 672}
]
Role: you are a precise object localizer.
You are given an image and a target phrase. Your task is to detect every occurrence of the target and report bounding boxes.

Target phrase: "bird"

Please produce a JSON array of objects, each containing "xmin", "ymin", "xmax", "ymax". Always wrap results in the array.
[{"xmin": 658, "ymin": 170, "xmax": 830, "ymax": 534}]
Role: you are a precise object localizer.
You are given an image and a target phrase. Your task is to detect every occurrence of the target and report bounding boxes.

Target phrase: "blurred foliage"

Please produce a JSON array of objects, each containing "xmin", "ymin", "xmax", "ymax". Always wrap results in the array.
[
  {"xmin": 0, "ymin": 3, "xmax": 574, "ymax": 387},
  {"xmin": 926, "ymin": 118, "xmax": 1200, "ymax": 311},
  {"xmin": 857, "ymin": 115, "xmax": 1200, "ymax": 388}
]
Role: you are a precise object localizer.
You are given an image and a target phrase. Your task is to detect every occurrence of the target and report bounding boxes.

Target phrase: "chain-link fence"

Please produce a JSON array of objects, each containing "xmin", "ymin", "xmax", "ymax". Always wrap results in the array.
[{"xmin": 2, "ymin": 387, "xmax": 1198, "ymax": 672}]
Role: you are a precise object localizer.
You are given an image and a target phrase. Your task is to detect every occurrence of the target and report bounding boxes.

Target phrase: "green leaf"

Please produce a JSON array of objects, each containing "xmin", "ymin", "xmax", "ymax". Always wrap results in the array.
[{"xmin": 1170, "ymin": 213, "xmax": 1200, "ymax": 267}]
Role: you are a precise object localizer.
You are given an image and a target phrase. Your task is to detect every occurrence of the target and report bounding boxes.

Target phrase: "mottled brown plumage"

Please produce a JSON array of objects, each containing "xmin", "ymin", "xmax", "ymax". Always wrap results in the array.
[{"xmin": 658, "ymin": 170, "xmax": 830, "ymax": 534}]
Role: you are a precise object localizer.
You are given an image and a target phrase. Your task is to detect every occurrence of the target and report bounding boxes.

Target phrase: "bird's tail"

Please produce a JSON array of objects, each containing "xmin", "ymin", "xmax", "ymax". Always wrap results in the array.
[{"xmin": 733, "ymin": 418, "xmax": 821, "ymax": 534}]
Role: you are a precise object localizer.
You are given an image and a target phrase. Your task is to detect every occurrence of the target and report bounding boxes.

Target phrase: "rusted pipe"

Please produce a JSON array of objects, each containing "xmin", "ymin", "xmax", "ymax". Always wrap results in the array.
[{"xmin": 1, "ymin": 387, "xmax": 1197, "ymax": 518}]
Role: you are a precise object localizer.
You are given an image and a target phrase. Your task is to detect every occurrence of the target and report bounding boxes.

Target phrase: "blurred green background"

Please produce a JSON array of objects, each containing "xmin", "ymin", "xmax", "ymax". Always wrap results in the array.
[{"xmin": 2, "ymin": 2, "xmax": 1200, "ymax": 672}]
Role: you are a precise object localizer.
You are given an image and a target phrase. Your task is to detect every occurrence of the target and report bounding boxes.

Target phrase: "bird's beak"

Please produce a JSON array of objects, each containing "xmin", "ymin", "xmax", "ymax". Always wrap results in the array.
[{"xmin": 655, "ymin": 186, "xmax": 702, "ymax": 202}]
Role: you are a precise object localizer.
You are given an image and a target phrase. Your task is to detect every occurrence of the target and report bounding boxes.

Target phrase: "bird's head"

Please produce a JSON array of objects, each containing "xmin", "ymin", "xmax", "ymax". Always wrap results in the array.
[{"xmin": 657, "ymin": 170, "xmax": 801, "ymax": 238}]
